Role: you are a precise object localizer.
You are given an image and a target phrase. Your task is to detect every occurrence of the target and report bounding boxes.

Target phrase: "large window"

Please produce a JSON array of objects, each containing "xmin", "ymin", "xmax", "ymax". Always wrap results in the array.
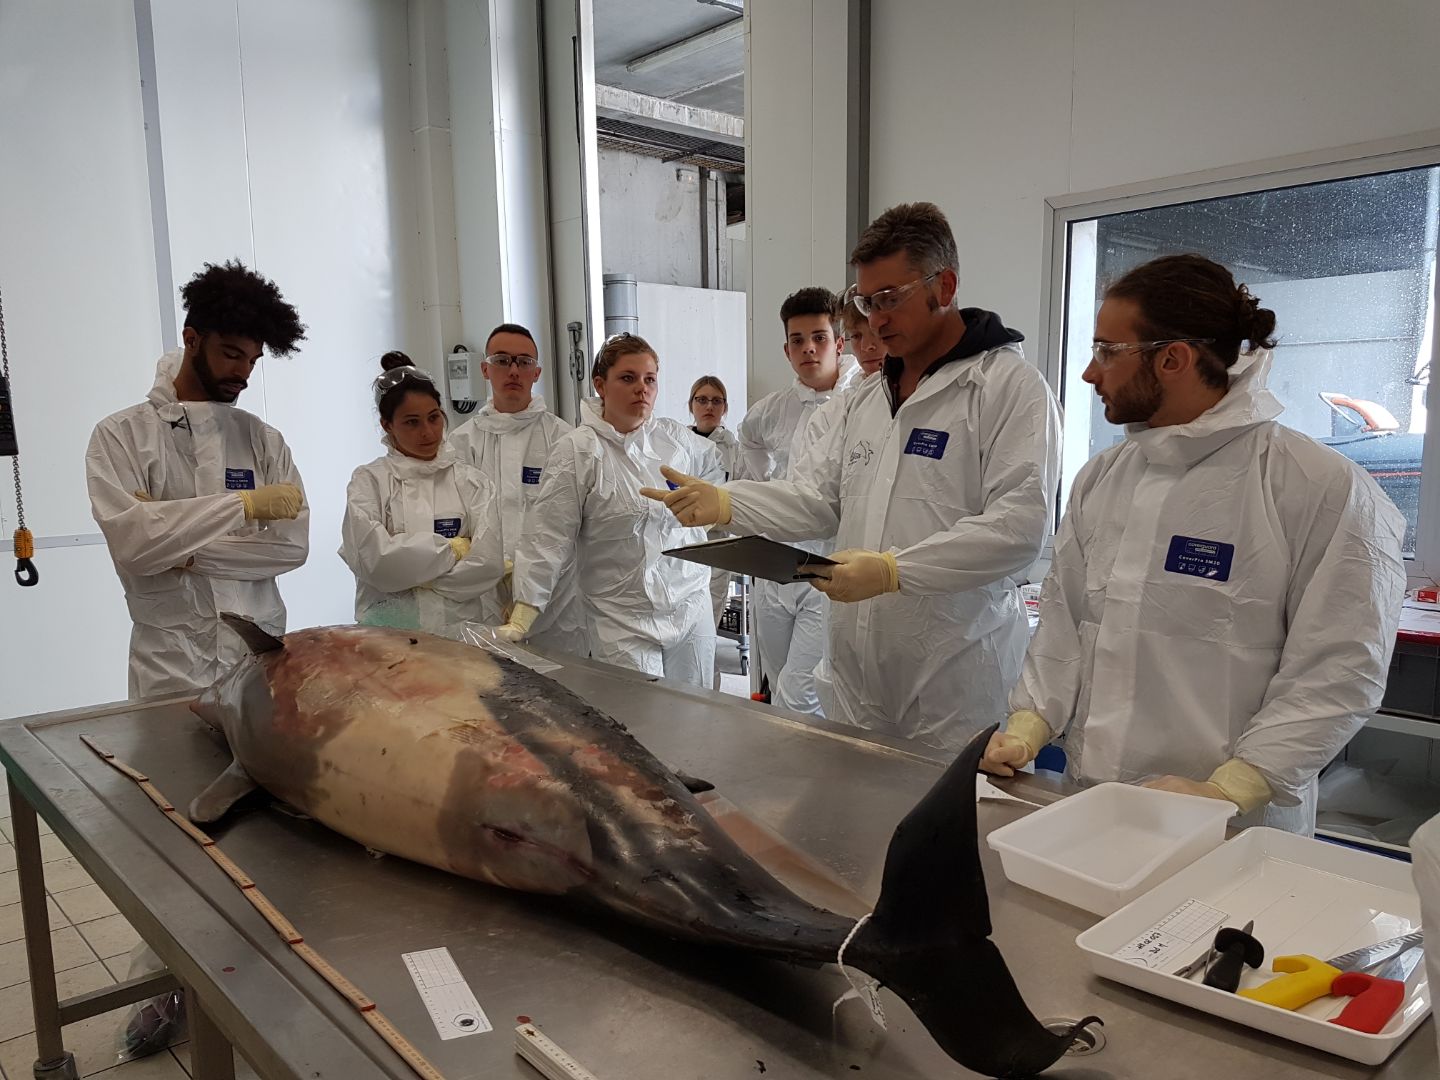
[{"xmin": 1051, "ymin": 161, "xmax": 1438, "ymax": 561}]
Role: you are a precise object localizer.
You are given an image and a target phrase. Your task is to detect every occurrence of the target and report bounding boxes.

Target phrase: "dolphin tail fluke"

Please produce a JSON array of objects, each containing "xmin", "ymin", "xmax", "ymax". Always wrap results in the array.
[
  {"xmin": 849, "ymin": 723, "xmax": 1101, "ymax": 1078},
  {"xmin": 219, "ymin": 612, "xmax": 285, "ymax": 654},
  {"xmin": 189, "ymin": 759, "xmax": 259, "ymax": 824}
]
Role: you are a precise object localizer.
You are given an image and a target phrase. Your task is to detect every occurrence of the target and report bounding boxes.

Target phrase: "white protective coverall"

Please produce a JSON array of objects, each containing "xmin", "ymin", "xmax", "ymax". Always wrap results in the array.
[
  {"xmin": 725, "ymin": 326, "xmax": 1060, "ymax": 750},
  {"xmin": 694, "ymin": 423, "xmax": 740, "ymax": 628},
  {"xmin": 1011, "ymin": 351, "xmax": 1406, "ymax": 833},
  {"xmin": 1412, "ymin": 813, "xmax": 1440, "ymax": 1064},
  {"xmin": 86, "ymin": 350, "xmax": 309, "ymax": 699},
  {"xmin": 450, "ymin": 399, "xmax": 588, "ymax": 656},
  {"xmin": 339, "ymin": 439, "xmax": 505, "ymax": 638},
  {"xmin": 737, "ymin": 357, "xmax": 860, "ymax": 715},
  {"xmin": 514, "ymin": 399, "xmax": 723, "ymax": 686}
]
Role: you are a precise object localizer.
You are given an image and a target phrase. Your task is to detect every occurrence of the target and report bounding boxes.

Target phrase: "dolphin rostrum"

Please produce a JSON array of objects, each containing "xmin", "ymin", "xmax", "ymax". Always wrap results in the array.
[{"xmin": 192, "ymin": 616, "xmax": 1099, "ymax": 1077}]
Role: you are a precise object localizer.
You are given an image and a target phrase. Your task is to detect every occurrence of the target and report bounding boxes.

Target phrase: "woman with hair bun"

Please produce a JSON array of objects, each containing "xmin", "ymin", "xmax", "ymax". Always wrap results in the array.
[
  {"xmin": 982, "ymin": 254, "xmax": 1406, "ymax": 835},
  {"xmin": 339, "ymin": 352, "xmax": 505, "ymax": 637},
  {"xmin": 496, "ymin": 335, "xmax": 723, "ymax": 686}
]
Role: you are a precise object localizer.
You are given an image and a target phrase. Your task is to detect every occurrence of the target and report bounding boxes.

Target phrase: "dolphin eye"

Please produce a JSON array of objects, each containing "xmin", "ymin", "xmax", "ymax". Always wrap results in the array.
[{"xmin": 487, "ymin": 825, "xmax": 524, "ymax": 844}]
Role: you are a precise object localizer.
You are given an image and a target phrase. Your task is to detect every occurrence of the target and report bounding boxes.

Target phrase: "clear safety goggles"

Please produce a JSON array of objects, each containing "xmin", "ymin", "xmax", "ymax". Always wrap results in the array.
[
  {"xmin": 690, "ymin": 395, "xmax": 726, "ymax": 408},
  {"xmin": 372, "ymin": 365, "xmax": 436, "ymax": 404},
  {"xmin": 845, "ymin": 271, "xmax": 944, "ymax": 318},
  {"xmin": 484, "ymin": 353, "xmax": 539, "ymax": 370},
  {"xmin": 1089, "ymin": 338, "xmax": 1215, "ymax": 367}
]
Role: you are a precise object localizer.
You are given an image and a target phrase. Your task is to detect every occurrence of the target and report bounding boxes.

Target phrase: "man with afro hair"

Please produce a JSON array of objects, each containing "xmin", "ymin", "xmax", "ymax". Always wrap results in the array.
[{"xmin": 86, "ymin": 261, "xmax": 311, "ymax": 699}]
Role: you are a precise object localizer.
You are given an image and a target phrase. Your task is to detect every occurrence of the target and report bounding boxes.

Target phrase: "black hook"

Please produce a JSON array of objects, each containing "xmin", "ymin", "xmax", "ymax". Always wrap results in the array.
[{"xmin": 15, "ymin": 558, "xmax": 37, "ymax": 587}]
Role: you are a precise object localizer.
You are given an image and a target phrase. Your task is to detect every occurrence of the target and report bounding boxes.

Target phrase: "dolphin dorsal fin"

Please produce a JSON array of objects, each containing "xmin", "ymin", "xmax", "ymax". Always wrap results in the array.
[{"xmin": 220, "ymin": 612, "xmax": 285, "ymax": 654}]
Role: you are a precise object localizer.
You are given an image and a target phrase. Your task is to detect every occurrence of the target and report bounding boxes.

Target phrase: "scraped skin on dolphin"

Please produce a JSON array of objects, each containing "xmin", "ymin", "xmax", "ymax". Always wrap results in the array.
[{"xmin": 192, "ymin": 615, "xmax": 1100, "ymax": 1077}]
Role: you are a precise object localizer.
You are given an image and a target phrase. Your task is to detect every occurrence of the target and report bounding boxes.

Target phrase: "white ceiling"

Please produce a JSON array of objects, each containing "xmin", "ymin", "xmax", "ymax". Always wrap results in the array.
[{"xmin": 592, "ymin": 0, "xmax": 744, "ymax": 117}]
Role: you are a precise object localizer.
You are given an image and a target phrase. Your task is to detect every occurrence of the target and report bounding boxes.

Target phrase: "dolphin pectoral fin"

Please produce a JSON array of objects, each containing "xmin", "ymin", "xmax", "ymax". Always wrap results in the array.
[
  {"xmin": 849, "ymin": 724, "xmax": 1103, "ymax": 1078},
  {"xmin": 188, "ymin": 760, "xmax": 259, "ymax": 824},
  {"xmin": 673, "ymin": 769, "xmax": 715, "ymax": 795}
]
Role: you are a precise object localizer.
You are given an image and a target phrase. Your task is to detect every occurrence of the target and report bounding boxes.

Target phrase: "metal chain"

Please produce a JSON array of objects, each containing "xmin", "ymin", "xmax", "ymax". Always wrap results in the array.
[{"xmin": 0, "ymin": 284, "xmax": 24, "ymax": 531}]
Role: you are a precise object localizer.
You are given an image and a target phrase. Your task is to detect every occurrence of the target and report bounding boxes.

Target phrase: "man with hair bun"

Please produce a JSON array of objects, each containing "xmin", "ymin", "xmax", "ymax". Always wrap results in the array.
[
  {"xmin": 982, "ymin": 253, "xmax": 1406, "ymax": 834},
  {"xmin": 86, "ymin": 260, "xmax": 310, "ymax": 699}
]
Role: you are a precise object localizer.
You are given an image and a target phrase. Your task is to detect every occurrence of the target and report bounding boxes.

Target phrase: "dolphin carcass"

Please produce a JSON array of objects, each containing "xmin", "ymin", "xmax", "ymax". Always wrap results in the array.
[{"xmin": 190, "ymin": 616, "xmax": 1099, "ymax": 1078}]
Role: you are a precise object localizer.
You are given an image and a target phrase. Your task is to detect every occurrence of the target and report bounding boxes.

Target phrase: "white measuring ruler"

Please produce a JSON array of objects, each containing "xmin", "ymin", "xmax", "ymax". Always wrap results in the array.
[
  {"xmin": 401, "ymin": 948, "xmax": 491, "ymax": 1040},
  {"xmin": 515, "ymin": 1024, "xmax": 598, "ymax": 1080}
]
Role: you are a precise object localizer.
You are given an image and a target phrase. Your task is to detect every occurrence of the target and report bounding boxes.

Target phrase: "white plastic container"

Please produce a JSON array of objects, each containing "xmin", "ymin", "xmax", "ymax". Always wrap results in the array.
[
  {"xmin": 1075, "ymin": 827, "xmax": 1428, "ymax": 1066},
  {"xmin": 985, "ymin": 782, "xmax": 1234, "ymax": 915}
]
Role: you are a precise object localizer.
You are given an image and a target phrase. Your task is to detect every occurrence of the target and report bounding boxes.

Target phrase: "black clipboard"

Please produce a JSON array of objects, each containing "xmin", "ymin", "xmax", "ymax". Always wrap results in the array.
[{"xmin": 663, "ymin": 536, "xmax": 835, "ymax": 584}]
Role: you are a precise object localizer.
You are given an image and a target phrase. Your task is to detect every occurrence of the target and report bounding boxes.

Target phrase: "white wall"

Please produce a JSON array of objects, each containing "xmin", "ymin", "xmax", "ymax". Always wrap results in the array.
[
  {"xmin": 599, "ymin": 151, "xmax": 706, "ymax": 288},
  {"xmin": 635, "ymin": 284, "xmax": 747, "ymax": 432},
  {"xmin": 446, "ymin": 0, "xmax": 554, "ymax": 378},
  {"xmin": 867, "ymin": 0, "xmax": 1440, "ymax": 350},
  {"xmin": 744, "ymin": 0, "xmax": 851, "ymax": 405},
  {"xmin": 0, "ymin": 2, "xmax": 160, "ymax": 715},
  {"xmin": 0, "ymin": 1, "xmax": 423, "ymax": 716}
]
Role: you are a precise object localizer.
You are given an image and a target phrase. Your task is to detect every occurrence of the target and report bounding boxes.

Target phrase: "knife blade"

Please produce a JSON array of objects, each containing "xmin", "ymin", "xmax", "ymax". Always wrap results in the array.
[{"xmin": 1327, "ymin": 930, "xmax": 1423, "ymax": 972}]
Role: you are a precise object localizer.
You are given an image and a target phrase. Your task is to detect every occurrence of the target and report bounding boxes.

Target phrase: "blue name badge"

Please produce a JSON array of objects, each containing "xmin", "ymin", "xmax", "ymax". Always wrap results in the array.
[
  {"xmin": 903, "ymin": 428, "xmax": 949, "ymax": 459},
  {"xmin": 224, "ymin": 468, "xmax": 256, "ymax": 490},
  {"xmin": 521, "ymin": 466, "xmax": 543, "ymax": 486},
  {"xmin": 1164, "ymin": 535, "xmax": 1234, "ymax": 582},
  {"xmin": 433, "ymin": 518, "xmax": 462, "ymax": 538}
]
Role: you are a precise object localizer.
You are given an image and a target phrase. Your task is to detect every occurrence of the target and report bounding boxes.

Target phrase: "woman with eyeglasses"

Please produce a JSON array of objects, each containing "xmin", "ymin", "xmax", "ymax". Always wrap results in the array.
[
  {"xmin": 687, "ymin": 376, "xmax": 738, "ymax": 477},
  {"xmin": 687, "ymin": 375, "xmax": 740, "ymax": 633},
  {"xmin": 496, "ymin": 335, "xmax": 724, "ymax": 687},
  {"xmin": 339, "ymin": 352, "xmax": 505, "ymax": 637}
]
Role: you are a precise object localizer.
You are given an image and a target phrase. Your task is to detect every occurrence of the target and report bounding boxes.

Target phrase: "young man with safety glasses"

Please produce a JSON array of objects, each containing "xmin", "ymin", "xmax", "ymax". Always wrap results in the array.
[
  {"xmin": 645, "ymin": 203, "xmax": 1061, "ymax": 752},
  {"xmin": 450, "ymin": 323, "xmax": 587, "ymax": 657}
]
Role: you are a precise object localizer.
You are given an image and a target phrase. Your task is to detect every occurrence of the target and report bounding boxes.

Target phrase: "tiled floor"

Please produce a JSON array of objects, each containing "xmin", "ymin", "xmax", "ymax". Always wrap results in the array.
[
  {"xmin": 714, "ymin": 636, "xmax": 752, "ymax": 699},
  {"xmin": 0, "ymin": 774, "xmax": 243, "ymax": 1080}
]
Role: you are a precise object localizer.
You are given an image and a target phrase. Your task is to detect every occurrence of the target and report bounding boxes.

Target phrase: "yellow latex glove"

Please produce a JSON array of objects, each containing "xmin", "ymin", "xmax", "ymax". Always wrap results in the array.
[
  {"xmin": 448, "ymin": 536, "xmax": 472, "ymax": 562},
  {"xmin": 808, "ymin": 549, "xmax": 900, "ymax": 603},
  {"xmin": 1143, "ymin": 760, "xmax": 1269, "ymax": 813},
  {"xmin": 981, "ymin": 710, "xmax": 1053, "ymax": 777},
  {"xmin": 639, "ymin": 465, "xmax": 731, "ymax": 527},
  {"xmin": 496, "ymin": 602, "xmax": 540, "ymax": 643},
  {"xmin": 237, "ymin": 484, "xmax": 303, "ymax": 522},
  {"xmin": 133, "ymin": 490, "xmax": 154, "ymax": 502},
  {"xmin": 1141, "ymin": 776, "xmax": 1228, "ymax": 800}
]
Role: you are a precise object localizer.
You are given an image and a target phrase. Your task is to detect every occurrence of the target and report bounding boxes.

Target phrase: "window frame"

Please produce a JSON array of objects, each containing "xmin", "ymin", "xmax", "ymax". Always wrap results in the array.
[{"xmin": 1038, "ymin": 130, "xmax": 1440, "ymax": 581}]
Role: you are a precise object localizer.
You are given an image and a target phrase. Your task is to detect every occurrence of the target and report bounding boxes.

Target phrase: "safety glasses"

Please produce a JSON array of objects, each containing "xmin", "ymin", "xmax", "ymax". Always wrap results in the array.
[
  {"xmin": 485, "ymin": 353, "xmax": 539, "ymax": 370},
  {"xmin": 372, "ymin": 365, "xmax": 436, "ymax": 404},
  {"xmin": 1089, "ymin": 339, "xmax": 1215, "ymax": 367},
  {"xmin": 845, "ymin": 271, "xmax": 944, "ymax": 318}
]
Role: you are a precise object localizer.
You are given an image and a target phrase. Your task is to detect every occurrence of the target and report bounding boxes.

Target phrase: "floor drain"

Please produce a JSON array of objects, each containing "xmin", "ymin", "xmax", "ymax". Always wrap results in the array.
[{"xmin": 1041, "ymin": 1018, "xmax": 1106, "ymax": 1057}]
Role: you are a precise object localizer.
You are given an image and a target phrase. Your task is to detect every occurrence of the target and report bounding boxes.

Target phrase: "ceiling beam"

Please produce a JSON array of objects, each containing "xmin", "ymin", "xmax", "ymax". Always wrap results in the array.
[
  {"xmin": 594, "ymin": 83, "xmax": 743, "ymax": 146},
  {"xmin": 625, "ymin": 17, "xmax": 743, "ymax": 74}
]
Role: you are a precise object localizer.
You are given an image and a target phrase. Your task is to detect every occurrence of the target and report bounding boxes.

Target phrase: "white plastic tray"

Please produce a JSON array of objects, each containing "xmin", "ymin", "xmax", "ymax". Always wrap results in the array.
[
  {"xmin": 986, "ymin": 782, "xmax": 1234, "ymax": 915},
  {"xmin": 1075, "ymin": 828, "xmax": 1429, "ymax": 1066}
]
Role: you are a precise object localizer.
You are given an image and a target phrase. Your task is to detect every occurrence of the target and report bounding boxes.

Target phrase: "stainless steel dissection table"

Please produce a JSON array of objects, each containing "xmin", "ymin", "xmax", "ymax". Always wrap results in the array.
[{"xmin": 0, "ymin": 650, "xmax": 1434, "ymax": 1078}]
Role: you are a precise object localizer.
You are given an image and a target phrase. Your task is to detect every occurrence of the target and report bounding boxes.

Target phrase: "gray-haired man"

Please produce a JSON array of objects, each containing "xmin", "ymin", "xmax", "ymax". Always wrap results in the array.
[{"xmin": 646, "ymin": 202, "xmax": 1061, "ymax": 753}]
